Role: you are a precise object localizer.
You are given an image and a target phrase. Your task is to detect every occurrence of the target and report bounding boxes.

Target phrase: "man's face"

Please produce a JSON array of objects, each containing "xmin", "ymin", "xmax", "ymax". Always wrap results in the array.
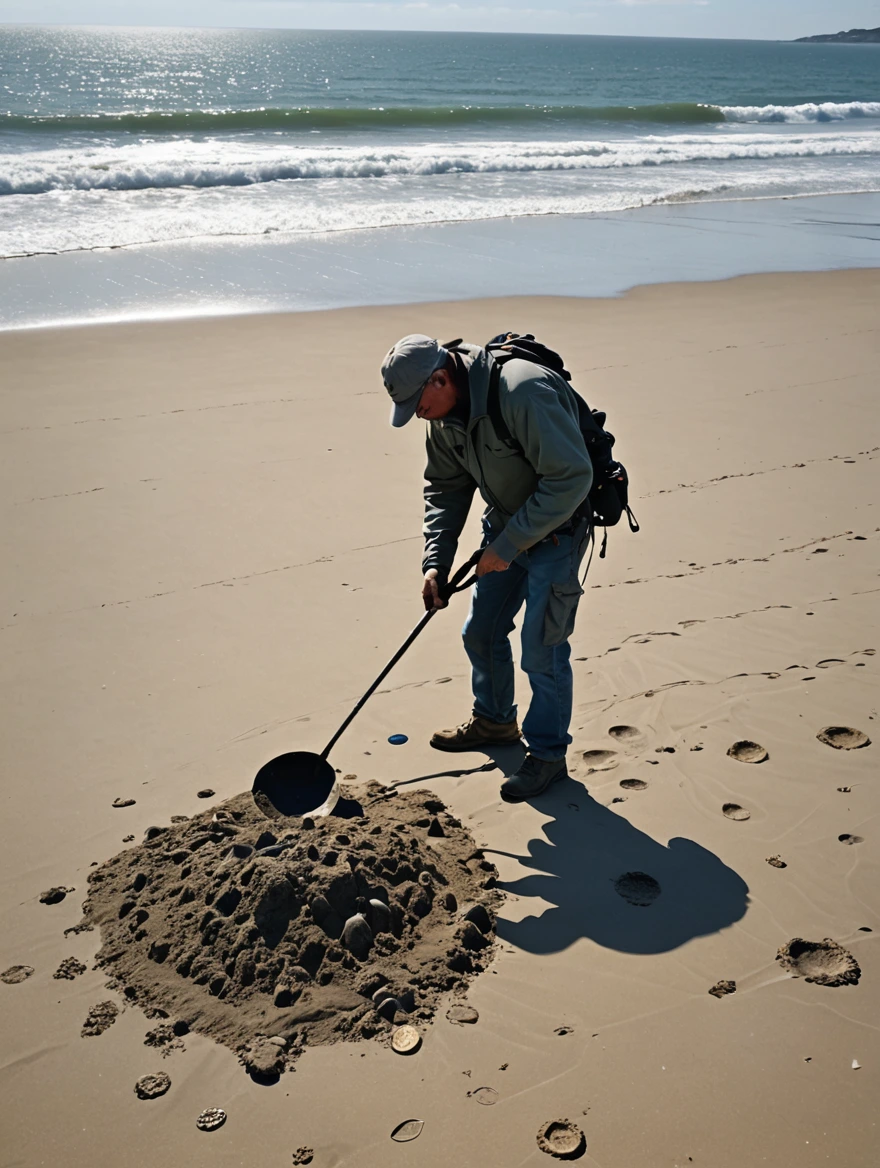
[{"xmin": 416, "ymin": 370, "xmax": 458, "ymax": 421}]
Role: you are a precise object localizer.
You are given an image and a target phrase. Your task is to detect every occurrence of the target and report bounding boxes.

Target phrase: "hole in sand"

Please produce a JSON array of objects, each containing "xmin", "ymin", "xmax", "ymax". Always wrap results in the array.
[
  {"xmin": 607, "ymin": 725, "xmax": 646, "ymax": 749},
  {"xmin": 619, "ymin": 779, "xmax": 647, "ymax": 791},
  {"xmin": 727, "ymin": 740, "xmax": 768, "ymax": 764},
  {"xmin": 536, "ymin": 1119, "xmax": 586, "ymax": 1160},
  {"xmin": 613, "ymin": 871, "xmax": 661, "ymax": 907},
  {"xmin": 817, "ymin": 726, "xmax": 871, "ymax": 750},
  {"xmin": 723, "ymin": 803, "xmax": 750, "ymax": 821},
  {"xmin": 776, "ymin": 938, "xmax": 860, "ymax": 987},
  {"xmin": 581, "ymin": 749, "xmax": 618, "ymax": 772}
]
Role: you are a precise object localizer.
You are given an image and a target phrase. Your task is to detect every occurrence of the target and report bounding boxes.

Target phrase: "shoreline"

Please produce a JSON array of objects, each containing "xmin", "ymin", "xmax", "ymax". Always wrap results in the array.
[
  {"xmin": 2, "ymin": 190, "xmax": 879, "ymax": 332},
  {"xmin": 4, "ymin": 185, "xmax": 879, "ymax": 266}
]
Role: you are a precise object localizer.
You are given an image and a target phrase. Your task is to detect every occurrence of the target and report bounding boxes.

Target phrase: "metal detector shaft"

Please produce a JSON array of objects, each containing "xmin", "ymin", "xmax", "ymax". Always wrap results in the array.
[{"xmin": 317, "ymin": 549, "xmax": 482, "ymax": 765}]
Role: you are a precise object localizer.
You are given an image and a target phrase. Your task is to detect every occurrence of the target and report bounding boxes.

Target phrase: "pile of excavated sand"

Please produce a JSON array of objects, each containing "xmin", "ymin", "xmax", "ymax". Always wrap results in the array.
[{"xmin": 81, "ymin": 782, "xmax": 500, "ymax": 1075}]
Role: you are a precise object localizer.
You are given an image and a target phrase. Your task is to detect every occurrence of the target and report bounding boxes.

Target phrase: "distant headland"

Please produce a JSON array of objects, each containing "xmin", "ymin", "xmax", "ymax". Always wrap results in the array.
[{"xmin": 795, "ymin": 27, "xmax": 880, "ymax": 43}]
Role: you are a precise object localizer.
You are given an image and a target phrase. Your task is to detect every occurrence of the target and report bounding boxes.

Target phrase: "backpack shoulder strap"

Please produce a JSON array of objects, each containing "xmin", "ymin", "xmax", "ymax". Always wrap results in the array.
[{"xmin": 486, "ymin": 359, "xmax": 522, "ymax": 451}]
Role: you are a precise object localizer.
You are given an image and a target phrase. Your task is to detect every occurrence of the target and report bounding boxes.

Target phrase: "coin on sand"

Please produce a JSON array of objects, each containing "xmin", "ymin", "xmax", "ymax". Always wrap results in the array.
[
  {"xmin": 391, "ymin": 1025, "xmax": 421, "ymax": 1054},
  {"xmin": 196, "ymin": 1108, "xmax": 227, "ymax": 1132}
]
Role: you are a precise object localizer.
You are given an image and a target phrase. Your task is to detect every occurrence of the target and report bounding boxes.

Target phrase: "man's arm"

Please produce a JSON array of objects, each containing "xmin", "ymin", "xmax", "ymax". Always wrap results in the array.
[
  {"xmin": 487, "ymin": 374, "xmax": 593, "ymax": 563},
  {"xmin": 422, "ymin": 430, "xmax": 476, "ymax": 577}
]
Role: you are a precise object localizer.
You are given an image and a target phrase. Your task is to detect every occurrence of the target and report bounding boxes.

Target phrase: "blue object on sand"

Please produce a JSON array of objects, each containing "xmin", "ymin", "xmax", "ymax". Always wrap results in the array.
[{"xmin": 388, "ymin": 734, "xmax": 409, "ymax": 746}]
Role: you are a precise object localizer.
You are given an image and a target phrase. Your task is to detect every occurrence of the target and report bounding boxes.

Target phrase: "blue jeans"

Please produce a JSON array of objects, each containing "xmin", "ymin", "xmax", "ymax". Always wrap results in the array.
[{"xmin": 461, "ymin": 522, "xmax": 590, "ymax": 761}]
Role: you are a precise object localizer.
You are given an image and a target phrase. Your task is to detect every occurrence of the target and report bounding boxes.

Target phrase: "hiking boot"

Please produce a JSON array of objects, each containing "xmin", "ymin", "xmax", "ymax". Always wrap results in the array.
[
  {"xmin": 430, "ymin": 714, "xmax": 521, "ymax": 753},
  {"xmin": 500, "ymin": 753, "xmax": 567, "ymax": 802}
]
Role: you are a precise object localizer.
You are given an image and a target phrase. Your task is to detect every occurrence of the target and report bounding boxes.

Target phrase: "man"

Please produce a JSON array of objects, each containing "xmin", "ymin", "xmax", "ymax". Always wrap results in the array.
[{"xmin": 381, "ymin": 333, "xmax": 593, "ymax": 801}]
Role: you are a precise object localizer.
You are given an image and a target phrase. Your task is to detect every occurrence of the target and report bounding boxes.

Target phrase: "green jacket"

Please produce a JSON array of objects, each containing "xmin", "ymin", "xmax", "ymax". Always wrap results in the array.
[{"xmin": 422, "ymin": 344, "xmax": 593, "ymax": 572}]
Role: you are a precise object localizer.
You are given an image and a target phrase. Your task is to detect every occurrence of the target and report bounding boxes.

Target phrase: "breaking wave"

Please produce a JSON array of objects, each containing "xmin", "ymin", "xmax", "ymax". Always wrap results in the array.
[
  {"xmin": 3, "ymin": 131, "xmax": 878, "ymax": 196},
  {"xmin": 720, "ymin": 100, "xmax": 880, "ymax": 123}
]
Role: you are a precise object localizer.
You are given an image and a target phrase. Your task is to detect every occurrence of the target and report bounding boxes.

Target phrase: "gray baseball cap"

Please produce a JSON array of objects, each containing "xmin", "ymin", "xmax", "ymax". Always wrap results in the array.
[{"xmin": 381, "ymin": 334, "xmax": 448, "ymax": 427}]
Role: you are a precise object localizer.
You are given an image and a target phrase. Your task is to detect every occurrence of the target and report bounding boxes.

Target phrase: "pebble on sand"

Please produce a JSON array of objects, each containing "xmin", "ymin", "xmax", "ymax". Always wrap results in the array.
[
  {"xmin": 53, "ymin": 957, "xmax": 87, "ymax": 980},
  {"xmin": 447, "ymin": 1003, "xmax": 479, "ymax": 1025},
  {"xmin": 81, "ymin": 1000, "xmax": 119, "ymax": 1037},
  {"xmin": 39, "ymin": 886, "xmax": 73, "ymax": 905},
  {"xmin": 134, "ymin": 1072, "xmax": 171, "ymax": 1100},
  {"xmin": 708, "ymin": 980, "xmax": 737, "ymax": 998}
]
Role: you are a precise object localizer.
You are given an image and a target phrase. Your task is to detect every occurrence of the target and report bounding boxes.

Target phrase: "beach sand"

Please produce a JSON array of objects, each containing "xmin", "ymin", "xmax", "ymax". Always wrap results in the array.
[{"xmin": 1, "ymin": 269, "xmax": 877, "ymax": 1167}]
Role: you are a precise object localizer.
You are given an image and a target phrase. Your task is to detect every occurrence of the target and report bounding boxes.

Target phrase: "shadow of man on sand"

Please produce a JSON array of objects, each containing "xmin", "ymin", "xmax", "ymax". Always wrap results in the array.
[{"xmin": 490, "ymin": 774, "xmax": 749, "ymax": 956}]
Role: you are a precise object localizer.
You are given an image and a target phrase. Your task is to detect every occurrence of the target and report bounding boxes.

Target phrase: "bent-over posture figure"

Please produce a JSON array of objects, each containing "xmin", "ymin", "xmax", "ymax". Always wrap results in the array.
[{"xmin": 381, "ymin": 334, "xmax": 593, "ymax": 801}]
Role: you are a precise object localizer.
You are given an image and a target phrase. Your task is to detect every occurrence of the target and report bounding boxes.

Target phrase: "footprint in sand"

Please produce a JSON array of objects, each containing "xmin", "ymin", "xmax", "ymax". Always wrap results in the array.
[
  {"xmin": 39, "ymin": 886, "xmax": 74, "ymax": 905},
  {"xmin": 581, "ymin": 749, "xmax": 618, "ymax": 773},
  {"xmin": 727, "ymin": 740, "xmax": 769, "ymax": 764},
  {"xmin": 613, "ymin": 872, "xmax": 661, "ymax": 907},
  {"xmin": 816, "ymin": 659, "xmax": 845, "ymax": 669},
  {"xmin": 838, "ymin": 833, "xmax": 864, "ymax": 846},
  {"xmin": 723, "ymin": 803, "xmax": 751, "ymax": 821},
  {"xmin": 619, "ymin": 778, "xmax": 648, "ymax": 791},
  {"xmin": 607, "ymin": 725, "xmax": 647, "ymax": 750},
  {"xmin": 817, "ymin": 726, "xmax": 871, "ymax": 750},
  {"xmin": 776, "ymin": 938, "xmax": 860, "ymax": 987}
]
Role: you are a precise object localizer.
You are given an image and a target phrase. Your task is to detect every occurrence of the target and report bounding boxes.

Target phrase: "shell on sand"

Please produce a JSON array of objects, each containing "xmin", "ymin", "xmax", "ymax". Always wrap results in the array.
[
  {"xmin": 391, "ymin": 1025, "xmax": 421, "ymax": 1054},
  {"xmin": 134, "ymin": 1072, "xmax": 171, "ymax": 1100},
  {"xmin": 536, "ymin": 1118, "xmax": 586, "ymax": 1159},
  {"xmin": 196, "ymin": 1107, "xmax": 227, "ymax": 1132},
  {"xmin": 817, "ymin": 725, "xmax": 871, "ymax": 750},
  {"xmin": 390, "ymin": 1119, "xmax": 424, "ymax": 1143},
  {"xmin": 727, "ymin": 740, "xmax": 769, "ymax": 764}
]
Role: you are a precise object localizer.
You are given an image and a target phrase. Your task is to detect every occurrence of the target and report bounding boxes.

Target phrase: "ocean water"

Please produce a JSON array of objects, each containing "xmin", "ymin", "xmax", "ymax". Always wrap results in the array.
[{"xmin": 1, "ymin": 26, "xmax": 879, "ymax": 258}]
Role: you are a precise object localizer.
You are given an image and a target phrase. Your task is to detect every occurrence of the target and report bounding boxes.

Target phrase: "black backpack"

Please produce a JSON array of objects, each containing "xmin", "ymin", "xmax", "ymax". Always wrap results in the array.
[{"xmin": 475, "ymin": 333, "xmax": 639, "ymax": 558}]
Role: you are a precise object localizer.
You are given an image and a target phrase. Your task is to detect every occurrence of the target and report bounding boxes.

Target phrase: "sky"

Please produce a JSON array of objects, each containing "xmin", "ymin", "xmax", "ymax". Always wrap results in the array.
[{"xmin": 1, "ymin": 0, "xmax": 878, "ymax": 40}]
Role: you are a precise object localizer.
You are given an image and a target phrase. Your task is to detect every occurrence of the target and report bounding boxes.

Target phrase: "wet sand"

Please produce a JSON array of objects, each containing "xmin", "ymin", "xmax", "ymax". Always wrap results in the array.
[{"xmin": 1, "ymin": 269, "xmax": 878, "ymax": 1167}]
